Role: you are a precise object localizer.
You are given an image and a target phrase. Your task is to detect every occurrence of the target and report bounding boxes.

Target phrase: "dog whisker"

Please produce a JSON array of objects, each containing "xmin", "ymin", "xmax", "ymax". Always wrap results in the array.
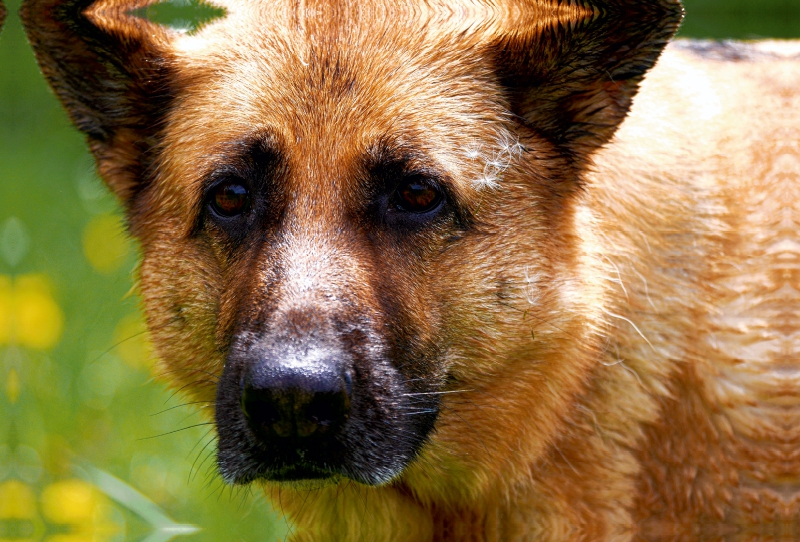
[
  {"xmin": 138, "ymin": 422, "xmax": 214, "ymax": 441},
  {"xmin": 150, "ymin": 400, "xmax": 214, "ymax": 416},
  {"xmin": 399, "ymin": 389, "xmax": 473, "ymax": 396}
]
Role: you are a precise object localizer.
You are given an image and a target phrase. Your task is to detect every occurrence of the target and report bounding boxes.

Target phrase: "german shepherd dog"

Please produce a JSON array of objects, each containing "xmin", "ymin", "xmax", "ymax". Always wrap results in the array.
[{"xmin": 22, "ymin": 0, "xmax": 800, "ymax": 539}]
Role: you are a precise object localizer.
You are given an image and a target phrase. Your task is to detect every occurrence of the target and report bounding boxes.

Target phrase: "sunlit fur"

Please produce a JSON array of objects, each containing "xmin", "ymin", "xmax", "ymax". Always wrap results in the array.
[{"xmin": 21, "ymin": 0, "xmax": 800, "ymax": 539}]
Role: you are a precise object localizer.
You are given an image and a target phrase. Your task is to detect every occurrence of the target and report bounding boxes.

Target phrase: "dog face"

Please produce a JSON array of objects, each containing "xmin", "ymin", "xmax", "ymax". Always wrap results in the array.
[
  {"xmin": 152, "ymin": 27, "xmax": 514, "ymax": 485},
  {"xmin": 23, "ymin": 0, "xmax": 680, "ymax": 499}
]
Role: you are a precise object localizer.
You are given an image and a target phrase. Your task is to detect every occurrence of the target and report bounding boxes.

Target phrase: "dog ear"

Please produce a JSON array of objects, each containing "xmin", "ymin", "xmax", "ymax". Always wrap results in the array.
[
  {"xmin": 21, "ymin": 0, "xmax": 176, "ymax": 202},
  {"xmin": 491, "ymin": 0, "xmax": 682, "ymax": 159}
]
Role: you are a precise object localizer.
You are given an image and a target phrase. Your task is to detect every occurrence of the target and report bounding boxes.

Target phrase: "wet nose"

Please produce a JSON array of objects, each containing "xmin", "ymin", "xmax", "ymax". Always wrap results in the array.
[{"xmin": 241, "ymin": 361, "xmax": 352, "ymax": 440}]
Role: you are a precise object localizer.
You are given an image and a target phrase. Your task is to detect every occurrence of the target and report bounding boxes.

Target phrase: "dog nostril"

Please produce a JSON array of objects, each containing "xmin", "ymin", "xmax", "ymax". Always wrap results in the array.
[
  {"xmin": 241, "ymin": 369, "xmax": 351, "ymax": 440},
  {"xmin": 241, "ymin": 388, "xmax": 292, "ymax": 437},
  {"xmin": 300, "ymin": 389, "xmax": 350, "ymax": 437}
]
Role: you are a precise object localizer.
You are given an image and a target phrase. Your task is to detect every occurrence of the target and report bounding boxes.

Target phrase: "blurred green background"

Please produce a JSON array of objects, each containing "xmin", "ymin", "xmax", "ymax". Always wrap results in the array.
[{"xmin": 0, "ymin": 1, "xmax": 798, "ymax": 541}]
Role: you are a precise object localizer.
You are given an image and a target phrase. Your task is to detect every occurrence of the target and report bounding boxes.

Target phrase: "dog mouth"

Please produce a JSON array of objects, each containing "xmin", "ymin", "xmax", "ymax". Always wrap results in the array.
[
  {"xmin": 266, "ymin": 464, "xmax": 336, "ymax": 481},
  {"xmin": 236, "ymin": 451, "xmax": 342, "ymax": 483}
]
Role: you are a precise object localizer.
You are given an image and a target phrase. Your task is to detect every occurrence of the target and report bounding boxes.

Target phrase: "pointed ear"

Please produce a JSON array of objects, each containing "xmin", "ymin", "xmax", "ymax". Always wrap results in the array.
[
  {"xmin": 21, "ymin": 0, "xmax": 176, "ymax": 202},
  {"xmin": 491, "ymin": 0, "xmax": 682, "ymax": 159}
]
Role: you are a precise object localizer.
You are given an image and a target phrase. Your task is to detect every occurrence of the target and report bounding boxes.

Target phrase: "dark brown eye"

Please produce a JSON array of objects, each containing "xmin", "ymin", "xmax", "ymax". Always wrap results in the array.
[
  {"xmin": 395, "ymin": 178, "xmax": 442, "ymax": 213},
  {"xmin": 211, "ymin": 182, "xmax": 250, "ymax": 217}
]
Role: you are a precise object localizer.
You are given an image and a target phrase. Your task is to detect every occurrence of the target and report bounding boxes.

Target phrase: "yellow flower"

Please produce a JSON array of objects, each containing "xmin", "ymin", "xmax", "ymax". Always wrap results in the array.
[
  {"xmin": 82, "ymin": 214, "xmax": 132, "ymax": 274},
  {"xmin": 41, "ymin": 480, "xmax": 121, "ymax": 542},
  {"xmin": 45, "ymin": 536, "xmax": 97, "ymax": 542},
  {"xmin": 13, "ymin": 275, "xmax": 64, "ymax": 350},
  {"xmin": 0, "ymin": 276, "xmax": 11, "ymax": 345},
  {"xmin": 40, "ymin": 480, "xmax": 99, "ymax": 525},
  {"xmin": 0, "ymin": 274, "xmax": 64, "ymax": 350},
  {"xmin": 0, "ymin": 480, "xmax": 38, "ymax": 520}
]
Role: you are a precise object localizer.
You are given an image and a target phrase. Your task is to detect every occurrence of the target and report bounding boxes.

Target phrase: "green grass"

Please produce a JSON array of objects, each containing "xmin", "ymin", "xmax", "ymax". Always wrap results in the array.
[
  {"xmin": 0, "ymin": 1, "xmax": 796, "ymax": 541},
  {"xmin": 681, "ymin": 0, "xmax": 800, "ymax": 39}
]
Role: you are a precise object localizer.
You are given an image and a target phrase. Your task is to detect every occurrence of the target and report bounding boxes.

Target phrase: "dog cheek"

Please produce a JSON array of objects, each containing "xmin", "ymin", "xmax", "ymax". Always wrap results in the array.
[
  {"xmin": 371, "ymin": 252, "xmax": 448, "ymax": 386},
  {"xmin": 139, "ymin": 236, "xmax": 226, "ymax": 405}
]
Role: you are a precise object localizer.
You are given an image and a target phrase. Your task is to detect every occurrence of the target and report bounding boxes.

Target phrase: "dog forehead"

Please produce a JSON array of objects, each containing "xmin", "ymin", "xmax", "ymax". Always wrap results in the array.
[
  {"xmin": 167, "ymin": 0, "xmax": 587, "ymax": 53},
  {"xmin": 175, "ymin": 34, "xmax": 477, "ymax": 141},
  {"xmin": 162, "ymin": 1, "xmax": 593, "ymax": 145},
  {"xmin": 159, "ymin": 23, "xmax": 511, "ymax": 203},
  {"xmin": 151, "ymin": 0, "xmax": 599, "ymax": 213}
]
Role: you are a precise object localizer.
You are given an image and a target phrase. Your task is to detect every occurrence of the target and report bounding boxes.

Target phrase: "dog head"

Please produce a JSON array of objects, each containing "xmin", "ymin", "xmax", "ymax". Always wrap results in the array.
[{"xmin": 23, "ymin": 0, "xmax": 681, "ymax": 499}]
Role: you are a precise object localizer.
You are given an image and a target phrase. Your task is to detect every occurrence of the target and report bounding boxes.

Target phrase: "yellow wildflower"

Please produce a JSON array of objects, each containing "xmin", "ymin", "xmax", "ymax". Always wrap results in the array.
[
  {"xmin": 0, "ymin": 276, "xmax": 11, "ymax": 345},
  {"xmin": 41, "ymin": 480, "xmax": 121, "ymax": 542},
  {"xmin": 81, "ymin": 214, "xmax": 132, "ymax": 274},
  {"xmin": 13, "ymin": 275, "xmax": 64, "ymax": 350},
  {"xmin": 0, "ymin": 480, "xmax": 37, "ymax": 519}
]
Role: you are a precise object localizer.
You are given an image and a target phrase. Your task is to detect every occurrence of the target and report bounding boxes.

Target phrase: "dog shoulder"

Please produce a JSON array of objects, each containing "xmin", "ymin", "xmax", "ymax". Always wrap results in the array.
[{"xmin": 588, "ymin": 39, "xmax": 800, "ymax": 524}]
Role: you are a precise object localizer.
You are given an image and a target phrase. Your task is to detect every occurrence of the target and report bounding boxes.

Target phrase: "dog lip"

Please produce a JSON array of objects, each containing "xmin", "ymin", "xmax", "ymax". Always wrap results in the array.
[{"xmin": 261, "ymin": 464, "xmax": 337, "ymax": 482}]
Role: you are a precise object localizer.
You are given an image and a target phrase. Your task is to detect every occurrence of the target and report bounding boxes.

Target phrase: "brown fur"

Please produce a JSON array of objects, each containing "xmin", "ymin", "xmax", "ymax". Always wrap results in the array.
[{"xmin": 21, "ymin": 0, "xmax": 800, "ymax": 539}]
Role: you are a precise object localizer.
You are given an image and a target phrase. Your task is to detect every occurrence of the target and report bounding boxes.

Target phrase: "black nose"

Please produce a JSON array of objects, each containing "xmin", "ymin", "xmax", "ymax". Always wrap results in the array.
[{"xmin": 241, "ymin": 362, "xmax": 352, "ymax": 440}]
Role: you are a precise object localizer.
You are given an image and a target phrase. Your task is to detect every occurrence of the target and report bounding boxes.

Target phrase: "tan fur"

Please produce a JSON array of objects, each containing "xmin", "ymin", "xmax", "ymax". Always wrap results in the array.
[
  {"xmin": 21, "ymin": 1, "xmax": 800, "ymax": 539},
  {"xmin": 611, "ymin": 41, "xmax": 800, "ymax": 528}
]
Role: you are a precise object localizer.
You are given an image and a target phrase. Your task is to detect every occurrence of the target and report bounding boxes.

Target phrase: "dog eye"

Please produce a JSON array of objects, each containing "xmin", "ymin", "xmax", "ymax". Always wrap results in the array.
[
  {"xmin": 394, "ymin": 178, "xmax": 442, "ymax": 214},
  {"xmin": 210, "ymin": 182, "xmax": 250, "ymax": 217}
]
